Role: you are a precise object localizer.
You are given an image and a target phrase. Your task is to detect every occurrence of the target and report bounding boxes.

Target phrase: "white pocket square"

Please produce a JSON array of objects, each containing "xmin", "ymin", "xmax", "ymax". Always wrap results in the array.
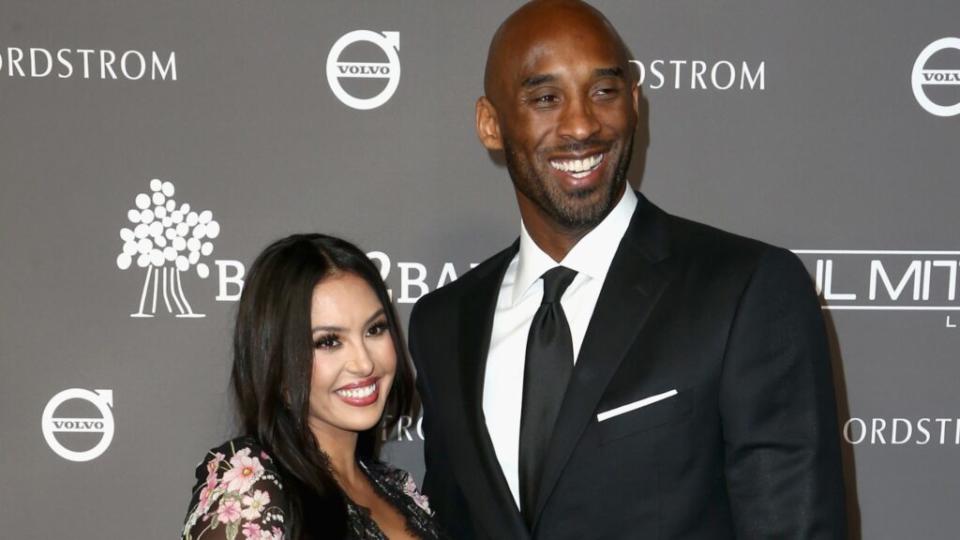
[{"xmin": 596, "ymin": 389, "xmax": 679, "ymax": 422}]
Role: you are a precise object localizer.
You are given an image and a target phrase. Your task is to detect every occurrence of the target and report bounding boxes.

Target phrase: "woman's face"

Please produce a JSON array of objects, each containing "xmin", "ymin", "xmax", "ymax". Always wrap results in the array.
[{"xmin": 306, "ymin": 272, "xmax": 397, "ymax": 442}]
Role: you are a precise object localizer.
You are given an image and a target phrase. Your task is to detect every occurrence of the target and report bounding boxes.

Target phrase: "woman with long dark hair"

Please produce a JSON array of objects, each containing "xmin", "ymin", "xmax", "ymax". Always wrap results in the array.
[{"xmin": 181, "ymin": 234, "xmax": 442, "ymax": 539}]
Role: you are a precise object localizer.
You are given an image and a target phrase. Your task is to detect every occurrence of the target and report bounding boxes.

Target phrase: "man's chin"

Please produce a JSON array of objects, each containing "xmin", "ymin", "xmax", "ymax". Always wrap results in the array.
[
  {"xmin": 546, "ymin": 190, "xmax": 616, "ymax": 229},
  {"xmin": 509, "ymin": 158, "xmax": 624, "ymax": 229}
]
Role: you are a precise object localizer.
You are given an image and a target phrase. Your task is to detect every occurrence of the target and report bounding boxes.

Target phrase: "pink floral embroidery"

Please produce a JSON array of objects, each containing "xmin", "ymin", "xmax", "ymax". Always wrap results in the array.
[
  {"xmin": 208, "ymin": 452, "xmax": 226, "ymax": 472},
  {"xmin": 222, "ymin": 453, "xmax": 264, "ymax": 494},
  {"xmin": 196, "ymin": 451, "xmax": 227, "ymax": 513},
  {"xmin": 217, "ymin": 499, "xmax": 242, "ymax": 524},
  {"xmin": 402, "ymin": 474, "xmax": 433, "ymax": 516},
  {"xmin": 182, "ymin": 442, "xmax": 285, "ymax": 540},
  {"xmin": 241, "ymin": 489, "xmax": 271, "ymax": 520},
  {"xmin": 241, "ymin": 521, "xmax": 261, "ymax": 538},
  {"xmin": 197, "ymin": 485, "xmax": 213, "ymax": 515}
]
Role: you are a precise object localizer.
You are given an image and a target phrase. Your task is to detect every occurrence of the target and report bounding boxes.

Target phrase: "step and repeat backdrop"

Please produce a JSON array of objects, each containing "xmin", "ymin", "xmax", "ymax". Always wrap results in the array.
[{"xmin": 1, "ymin": 1, "xmax": 958, "ymax": 538}]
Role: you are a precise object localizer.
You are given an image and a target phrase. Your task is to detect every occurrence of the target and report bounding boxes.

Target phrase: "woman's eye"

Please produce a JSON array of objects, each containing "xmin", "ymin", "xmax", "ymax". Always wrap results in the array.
[
  {"xmin": 314, "ymin": 334, "xmax": 341, "ymax": 350},
  {"xmin": 367, "ymin": 321, "xmax": 389, "ymax": 337}
]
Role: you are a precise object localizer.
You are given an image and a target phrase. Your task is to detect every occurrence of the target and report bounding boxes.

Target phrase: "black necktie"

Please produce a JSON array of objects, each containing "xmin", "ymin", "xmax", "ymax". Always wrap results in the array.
[{"xmin": 518, "ymin": 266, "xmax": 578, "ymax": 529}]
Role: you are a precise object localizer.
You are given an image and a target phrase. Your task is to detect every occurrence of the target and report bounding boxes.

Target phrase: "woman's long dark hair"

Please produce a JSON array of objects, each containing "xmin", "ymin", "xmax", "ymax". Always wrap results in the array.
[{"xmin": 230, "ymin": 234, "xmax": 415, "ymax": 539}]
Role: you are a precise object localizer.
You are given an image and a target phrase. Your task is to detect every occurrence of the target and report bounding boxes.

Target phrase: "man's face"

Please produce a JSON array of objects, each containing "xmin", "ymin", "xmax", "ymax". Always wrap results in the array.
[{"xmin": 482, "ymin": 19, "xmax": 638, "ymax": 230}]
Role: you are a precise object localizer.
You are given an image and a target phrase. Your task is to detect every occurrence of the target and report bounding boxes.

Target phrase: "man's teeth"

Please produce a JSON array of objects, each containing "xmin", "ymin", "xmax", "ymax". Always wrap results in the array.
[
  {"xmin": 336, "ymin": 383, "xmax": 376, "ymax": 399},
  {"xmin": 550, "ymin": 154, "xmax": 604, "ymax": 174}
]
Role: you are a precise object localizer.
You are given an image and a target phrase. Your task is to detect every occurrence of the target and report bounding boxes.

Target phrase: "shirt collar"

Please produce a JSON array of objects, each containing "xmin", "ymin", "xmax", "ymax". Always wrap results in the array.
[{"xmin": 513, "ymin": 188, "xmax": 638, "ymax": 305}]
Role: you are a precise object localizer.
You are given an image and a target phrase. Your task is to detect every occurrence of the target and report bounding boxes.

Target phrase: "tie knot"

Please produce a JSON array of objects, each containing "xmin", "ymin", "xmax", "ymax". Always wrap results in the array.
[{"xmin": 540, "ymin": 266, "xmax": 578, "ymax": 304}]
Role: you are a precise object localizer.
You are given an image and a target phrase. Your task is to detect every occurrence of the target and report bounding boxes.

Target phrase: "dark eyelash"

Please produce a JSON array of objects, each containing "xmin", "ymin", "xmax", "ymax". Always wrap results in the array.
[
  {"xmin": 314, "ymin": 333, "xmax": 340, "ymax": 349},
  {"xmin": 369, "ymin": 320, "xmax": 390, "ymax": 334}
]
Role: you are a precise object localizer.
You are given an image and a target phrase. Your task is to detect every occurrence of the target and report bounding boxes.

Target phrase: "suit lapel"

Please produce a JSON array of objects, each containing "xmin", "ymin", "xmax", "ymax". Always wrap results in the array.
[
  {"xmin": 454, "ymin": 241, "xmax": 530, "ymax": 539},
  {"xmin": 532, "ymin": 195, "xmax": 675, "ymax": 528}
]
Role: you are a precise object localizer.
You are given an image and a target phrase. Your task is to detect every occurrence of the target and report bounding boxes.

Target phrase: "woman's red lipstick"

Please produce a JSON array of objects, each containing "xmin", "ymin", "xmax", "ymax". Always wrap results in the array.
[{"xmin": 334, "ymin": 377, "xmax": 380, "ymax": 406}]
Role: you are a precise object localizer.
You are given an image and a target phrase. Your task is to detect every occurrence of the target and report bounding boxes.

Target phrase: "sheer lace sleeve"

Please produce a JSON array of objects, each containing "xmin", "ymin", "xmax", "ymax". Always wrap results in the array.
[{"xmin": 181, "ymin": 438, "xmax": 287, "ymax": 540}]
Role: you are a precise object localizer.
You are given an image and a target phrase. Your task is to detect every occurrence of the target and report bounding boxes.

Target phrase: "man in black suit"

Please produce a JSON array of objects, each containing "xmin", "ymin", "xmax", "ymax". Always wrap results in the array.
[{"xmin": 408, "ymin": 1, "xmax": 847, "ymax": 538}]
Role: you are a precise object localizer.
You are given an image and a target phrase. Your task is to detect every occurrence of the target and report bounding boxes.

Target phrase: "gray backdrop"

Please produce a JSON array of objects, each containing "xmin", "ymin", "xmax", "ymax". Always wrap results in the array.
[{"xmin": 2, "ymin": 1, "xmax": 959, "ymax": 538}]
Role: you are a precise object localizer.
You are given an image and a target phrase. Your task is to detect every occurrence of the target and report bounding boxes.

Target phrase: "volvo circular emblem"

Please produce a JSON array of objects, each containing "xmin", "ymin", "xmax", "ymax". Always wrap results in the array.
[
  {"xmin": 41, "ymin": 388, "xmax": 115, "ymax": 462},
  {"xmin": 326, "ymin": 30, "xmax": 401, "ymax": 110}
]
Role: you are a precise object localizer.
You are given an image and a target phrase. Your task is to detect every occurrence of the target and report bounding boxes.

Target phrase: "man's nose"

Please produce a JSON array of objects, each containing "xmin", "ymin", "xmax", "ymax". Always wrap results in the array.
[{"xmin": 557, "ymin": 96, "xmax": 601, "ymax": 141}]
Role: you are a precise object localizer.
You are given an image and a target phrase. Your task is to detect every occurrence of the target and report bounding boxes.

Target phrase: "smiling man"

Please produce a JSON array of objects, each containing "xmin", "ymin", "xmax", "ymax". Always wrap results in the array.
[{"xmin": 408, "ymin": 1, "xmax": 847, "ymax": 539}]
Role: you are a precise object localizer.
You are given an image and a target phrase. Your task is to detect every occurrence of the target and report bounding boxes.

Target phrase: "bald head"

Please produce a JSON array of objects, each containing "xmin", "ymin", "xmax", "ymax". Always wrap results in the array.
[
  {"xmin": 473, "ymin": 0, "xmax": 640, "ymax": 251},
  {"xmin": 483, "ymin": 0, "xmax": 633, "ymax": 106}
]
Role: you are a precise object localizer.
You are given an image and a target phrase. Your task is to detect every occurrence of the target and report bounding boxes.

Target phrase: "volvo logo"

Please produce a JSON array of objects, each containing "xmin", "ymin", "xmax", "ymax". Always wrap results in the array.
[
  {"xmin": 42, "ymin": 388, "xmax": 115, "ymax": 462},
  {"xmin": 326, "ymin": 30, "xmax": 401, "ymax": 110},
  {"xmin": 912, "ymin": 37, "xmax": 960, "ymax": 117}
]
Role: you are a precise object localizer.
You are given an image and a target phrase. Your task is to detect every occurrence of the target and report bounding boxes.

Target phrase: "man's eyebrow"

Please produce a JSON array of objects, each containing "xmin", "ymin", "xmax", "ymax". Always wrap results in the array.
[
  {"xmin": 521, "ymin": 68, "xmax": 624, "ymax": 88},
  {"xmin": 521, "ymin": 73, "xmax": 556, "ymax": 88},
  {"xmin": 595, "ymin": 66, "xmax": 625, "ymax": 79}
]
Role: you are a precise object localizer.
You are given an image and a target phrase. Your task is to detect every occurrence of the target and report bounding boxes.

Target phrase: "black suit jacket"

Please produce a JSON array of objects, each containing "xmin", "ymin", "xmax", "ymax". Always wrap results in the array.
[{"xmin": 409, "ymin": 194, "xmax": 846, "ymax": 539}]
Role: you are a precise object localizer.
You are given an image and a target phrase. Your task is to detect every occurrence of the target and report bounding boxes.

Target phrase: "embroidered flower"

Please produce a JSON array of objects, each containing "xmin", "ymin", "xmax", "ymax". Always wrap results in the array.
[
  {"xmin": 251, "ymin": 526, "xmax": 283, "ymax": 540},
  {"xmin": 222, "ymin": 453, "xmax": 264, "ymax": 494},
  {"xmin": 197, "ymin": 485, "xmax": 213, "ymax": 514},
  {"xmin": 402, "ymin": 474, "xmax": 432, "ymax": 516},
  {"xmin": 184, "ymin": 442, "xmax": 288, "ymax": 540},
  {"xmin": 241, "ymin": 521, "xmax": 261, "ymax": 538},
  {"xmin": 207, "ymin": 452, "xmax": 226, "ymax": 474},
  {"xmin": 241, "ymin": 489, "xmax": 271, "ymax": 520},
  {"xmin": 217, "ymin": 499, "xmax": 242, "ymax": 524}
]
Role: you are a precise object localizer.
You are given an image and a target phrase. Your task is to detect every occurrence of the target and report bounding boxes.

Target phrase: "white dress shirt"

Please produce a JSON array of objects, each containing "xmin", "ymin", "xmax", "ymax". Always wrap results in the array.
[{"xmin": 482, "ymin": 188, "xmax": 638, "ymax": 506}]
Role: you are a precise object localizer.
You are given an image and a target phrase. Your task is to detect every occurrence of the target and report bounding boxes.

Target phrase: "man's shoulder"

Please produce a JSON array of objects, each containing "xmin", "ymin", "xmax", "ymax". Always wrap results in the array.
[
  {"xmin": 659, "ymin": 208, "xmax": 793, "ymax": 269},
  {"xmin": 411, "ymin": 241, "xmax": 516, "ymax": 320},
  {"xmin": 645, "ymin": 209, "xmax": 816, "ymax": 307}
]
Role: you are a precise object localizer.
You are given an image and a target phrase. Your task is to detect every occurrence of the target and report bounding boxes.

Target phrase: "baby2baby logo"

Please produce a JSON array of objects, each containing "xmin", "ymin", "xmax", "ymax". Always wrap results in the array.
[
  {"xmin": 115, "ymin": 178, "xmax": 245, "ymax": 318},
  {"xmin": 114, "ymin": 178, "xmax": 479, "ymax": 315}
]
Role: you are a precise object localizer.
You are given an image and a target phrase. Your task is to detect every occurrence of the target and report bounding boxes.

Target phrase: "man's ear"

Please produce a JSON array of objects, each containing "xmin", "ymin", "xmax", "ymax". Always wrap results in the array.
[
  {"xmin": 476, "ymin": 96, "xmax": 504, "ymax": 151},
  {"xmin": 631, "ymin": 83, "xmax": 640, "ymax": 118}
]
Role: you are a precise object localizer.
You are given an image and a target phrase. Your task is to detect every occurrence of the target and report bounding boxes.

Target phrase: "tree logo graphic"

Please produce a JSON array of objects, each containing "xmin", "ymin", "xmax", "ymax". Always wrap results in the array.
[{"xmin": 116, "ymin": 179, "xmax": 220, "ymax": 318}]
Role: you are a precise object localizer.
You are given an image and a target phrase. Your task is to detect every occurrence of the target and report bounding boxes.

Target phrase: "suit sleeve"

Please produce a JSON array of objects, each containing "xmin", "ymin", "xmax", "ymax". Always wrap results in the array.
[
  {"xmin": 408, "ymin": 300, "xmax": 474, "ymax": 540},
  {"xmin": 719, "ymin": 247, "xmax": 847, "ymax": 539}
]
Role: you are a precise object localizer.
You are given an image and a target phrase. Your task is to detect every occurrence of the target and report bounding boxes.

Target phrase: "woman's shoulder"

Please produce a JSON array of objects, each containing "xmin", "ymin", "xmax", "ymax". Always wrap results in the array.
[
  {"xmin": 190, "ymin": 437, "xmax": 280, "ymax": 480},
  {"xmin": 203, "ymin": 435, "xmax": 267, "ymax": 458},
  {"xmin": 202, "ymin": 436, "xmax": 273, "ymax": 461},
  {"xmin": 182, "ymin": 436, "xmax": 286, "ymax": 540}
]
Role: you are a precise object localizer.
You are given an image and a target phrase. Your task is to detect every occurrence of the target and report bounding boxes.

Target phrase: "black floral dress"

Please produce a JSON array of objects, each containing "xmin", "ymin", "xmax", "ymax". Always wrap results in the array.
[{"xmin": 181, "ymin": 437, "xmax": 444, "ymax": 540}]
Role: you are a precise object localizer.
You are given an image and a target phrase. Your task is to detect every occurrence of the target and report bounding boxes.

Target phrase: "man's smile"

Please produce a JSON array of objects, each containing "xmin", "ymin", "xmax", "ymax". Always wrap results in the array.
[{"xmin": 548, "ymin": 152, "xmax": 604, "ymax": 178}]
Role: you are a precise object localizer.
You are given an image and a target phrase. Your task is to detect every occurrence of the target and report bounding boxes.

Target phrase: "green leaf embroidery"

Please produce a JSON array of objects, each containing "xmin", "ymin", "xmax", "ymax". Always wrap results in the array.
[{"xmin": 225, "ymin": 520, "xmax": 239, "ymax": 540}]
